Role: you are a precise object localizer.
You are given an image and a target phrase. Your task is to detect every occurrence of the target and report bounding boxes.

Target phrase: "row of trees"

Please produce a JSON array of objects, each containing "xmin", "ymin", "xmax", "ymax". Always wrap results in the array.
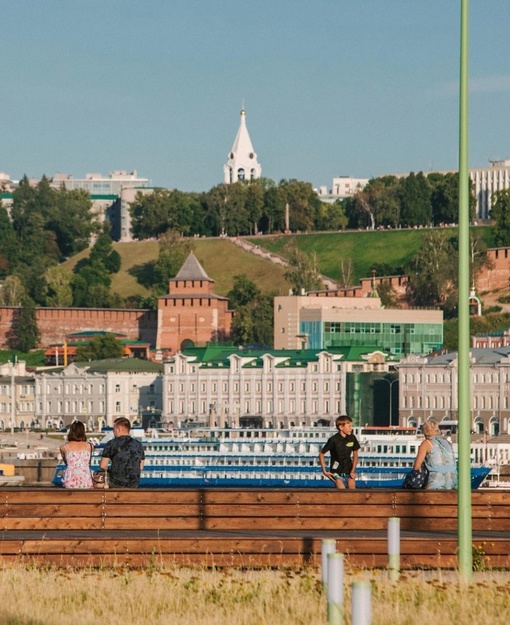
[
  {"xmin": 343, "ymin": 172, "xmax": 477, "ymax": 230},
  {"xmin": 129, "ymin": 178, "xmax": 347, "ymax": 240},
  {"xmin": 129, "ymin": 172, "xmax": 477, "ymax": 241}
]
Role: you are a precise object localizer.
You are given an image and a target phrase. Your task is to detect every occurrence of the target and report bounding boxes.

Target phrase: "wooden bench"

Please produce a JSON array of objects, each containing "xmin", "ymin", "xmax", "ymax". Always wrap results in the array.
[{"xmin": 0, "ymin": 488, "xmax": 508, "ymax": 569}]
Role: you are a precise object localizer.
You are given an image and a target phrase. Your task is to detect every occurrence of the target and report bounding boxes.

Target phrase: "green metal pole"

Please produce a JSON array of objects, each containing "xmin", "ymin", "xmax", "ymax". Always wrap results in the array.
[{"xmin": 457, "ymin": 0, "xmax": 472, "ymax": 580}]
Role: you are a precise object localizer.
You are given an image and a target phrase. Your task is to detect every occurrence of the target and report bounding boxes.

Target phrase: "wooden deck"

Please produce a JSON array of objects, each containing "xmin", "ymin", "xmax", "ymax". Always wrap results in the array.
[{"xmin": 0, "ymin": 488, "xmax": 509, "ymax": 569}]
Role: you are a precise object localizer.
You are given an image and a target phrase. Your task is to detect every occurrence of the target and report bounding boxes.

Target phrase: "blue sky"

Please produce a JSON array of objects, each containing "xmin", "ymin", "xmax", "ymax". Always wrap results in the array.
[{"xmin": 2, "ymin": 1, "xmax": 509, "ymax": 192}]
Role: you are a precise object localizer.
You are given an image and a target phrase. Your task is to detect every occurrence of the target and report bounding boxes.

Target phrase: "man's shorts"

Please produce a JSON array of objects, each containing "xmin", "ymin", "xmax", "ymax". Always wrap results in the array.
[{"xmin": 332, "ymin": 472, "xmax": 350, "ymax": 487}]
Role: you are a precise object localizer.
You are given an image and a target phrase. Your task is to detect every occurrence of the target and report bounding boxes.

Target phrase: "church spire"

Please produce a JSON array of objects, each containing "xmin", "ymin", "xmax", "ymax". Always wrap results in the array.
[{"xmin": 223, "ymin": 105, "xmax": 262, "ymax": 184}]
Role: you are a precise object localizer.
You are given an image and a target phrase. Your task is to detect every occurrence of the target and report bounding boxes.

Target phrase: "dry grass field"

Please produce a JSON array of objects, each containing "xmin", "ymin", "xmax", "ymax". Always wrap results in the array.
[{"xmin": 0, "ymin": 565, "xmax": 508, "ymax": 625}]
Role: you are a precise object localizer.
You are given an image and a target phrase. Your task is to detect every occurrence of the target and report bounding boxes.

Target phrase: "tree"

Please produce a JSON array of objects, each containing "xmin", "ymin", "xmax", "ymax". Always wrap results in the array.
[
  {"xmin": 75, "ymin": 333, "xmax": 124, "ymax": 361},
  {"xmin": 227, "ymin": 275, "xmax": 260, "ymax": 309},
  {"xmin": 283, "ymin": 245, "xmax": 324, "ymax": 293},
  {"xmin": 129, "ymin": 188, "xmax": 197, "ymax": 240},
  {"xmin": 367, "ymin": 176, "xmax": 401, "ymax": 228},
  {"xmin": 0, "ymin": 204, "xmax": 17, "ymax": 277},
  {"xmin": 405, "ymin": 231, "xmax": 458, "ymax": 315},
  {"xmin": 151, "ymin": 231, "xmax": 195, "ymax": 295},
  {"xmin": 72, "ymin": 234, "xmax": 121, "ymax": 307},
  {"xmin": 51, "ymin": 188, "xmax": 97, "ymax": 257},
  {"xmin": 0, "ymin": 275, "xmax": 26, "ymax": 306},
  {"xmin": 278, "ymin": 179, "xmax": 321, "ymax": 232},
  {"xmin": 399, "ymin": 172, "xmax": 432, "ymax": 227},
  {"xmin": 89, "ymin": 234, "xmax": 121, "ymax": 273},
  {"xmin": 230, "ymin": 292, "xmax": 275, "ymax": 347},
  {"xmin": 245, "ymin": 181, "xmax": 265, "ymax": 234},
  {"xmin": 428, "ymin": 172, "xmax": 477, "ymax": 226},
  {"xmin": 43, "ymin": 266, "xmax": 73, "ymax": 307},
  {"xmin": 491, "ymin": 189, "xmax": 510, "ymax": 247},
  {"xmin": 9, "ymin": 296, "xmax": 40, "ymax": 352},
  {"xmin": 261, "ymin": 182, "xmax": 285, "ymax": 233},
  {"xmin": 315, "ymin": 200, "xmax": 348, "ymax": 231},
  {"xmin": 350, "ymin": 190, "xmax": 375, "ymax": 230}
]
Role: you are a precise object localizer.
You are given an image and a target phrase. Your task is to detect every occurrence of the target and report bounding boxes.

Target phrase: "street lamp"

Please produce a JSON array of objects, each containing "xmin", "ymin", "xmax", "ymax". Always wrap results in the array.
[
  {"xmin": 380, "ymin": 377, "xmax": 398, "ymax": 426},
  {"xmin": 10, "ymin": 361, "xmax": 15, "ymax": 435}
]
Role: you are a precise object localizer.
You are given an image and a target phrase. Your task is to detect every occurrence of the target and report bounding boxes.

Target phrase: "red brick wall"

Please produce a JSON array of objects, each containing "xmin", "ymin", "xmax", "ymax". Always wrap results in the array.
[
  {"xmin": 309, "ymin": 275, "xmax": 409, "ymax": 301},
  {"xmin": 0, "ymin": 307, "xmax": 157, "ymax": 349},
  {"xmin": 476, "ymin": 248, "xmax": 510, "ymax": 292}
]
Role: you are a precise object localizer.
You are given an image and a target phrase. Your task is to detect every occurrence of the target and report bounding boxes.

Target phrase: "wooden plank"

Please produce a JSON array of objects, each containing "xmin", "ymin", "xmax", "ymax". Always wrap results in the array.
[
  {"xmin": 103, "ymin": 517, "xmax": 203, "ymax": 531},
  {"xmin": 201, "ymin": 516, "xmax": 390, "ymax": 531},
  {"xmin": 0, "ymin": 490, "xmax": 106, "ymax": 504},
  {"xmin": 100, "ymin": 504, "xmax": 201, "ymax": 517},
  {"xmin": 200, "ymin": 490, "xmax": 405, "ymax": 505},
  {"xmin": 1, "ymin": 504, "xmax": 104, "ymax": 517},
  {"xmin": 198, "ymin": 503, "xmax": 396, "ymax": 518},
  {"xmin": 103, "ymin": 490, "xmax": 202, "ymax": 504},
  {"xmin": 1, "ymin": 518, "xmax": 104, "ymax": 531}
]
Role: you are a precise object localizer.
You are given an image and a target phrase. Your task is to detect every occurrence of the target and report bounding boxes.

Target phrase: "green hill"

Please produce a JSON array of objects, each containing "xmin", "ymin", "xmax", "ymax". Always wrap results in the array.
[
  {"xmin": 248, "ymin": 225, "xmax": 495, "ymax": 284},
  {"xmin": 63, "ymin": 239, "xmax": 292, "ymax": 299},
  {"xmin": 62, "ymin": 226, "xmax": 495, "ymax": 301}
]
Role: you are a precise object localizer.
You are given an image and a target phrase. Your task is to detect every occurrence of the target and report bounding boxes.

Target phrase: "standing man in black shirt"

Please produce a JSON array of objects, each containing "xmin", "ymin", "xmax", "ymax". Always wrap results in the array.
[{"xmin": 319, "ymin": 415, "xmax": 360, "ymax": 489}]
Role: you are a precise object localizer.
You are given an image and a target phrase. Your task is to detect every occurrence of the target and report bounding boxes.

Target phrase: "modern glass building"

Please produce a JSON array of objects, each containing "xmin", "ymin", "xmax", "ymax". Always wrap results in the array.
[
  {"xmin": 301, "ymin": 320, "xmax": 442, "ymax": 356},
  {"xmin": 274, "ymin": 295, "xmax": 443, "ymax": 357}
]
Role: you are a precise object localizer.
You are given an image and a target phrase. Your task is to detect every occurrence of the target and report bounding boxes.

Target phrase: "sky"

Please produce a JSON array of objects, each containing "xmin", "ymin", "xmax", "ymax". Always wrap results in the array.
[{"xmin": 2, "ymin": 0, "xmax": 510, "ymax": 193}]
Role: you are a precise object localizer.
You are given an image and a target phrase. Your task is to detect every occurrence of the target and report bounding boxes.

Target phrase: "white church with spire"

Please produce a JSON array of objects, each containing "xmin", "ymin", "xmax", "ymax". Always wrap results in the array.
[{"xmin": 224, "ymin": 106, "xmax": 262, "ymax": 184}]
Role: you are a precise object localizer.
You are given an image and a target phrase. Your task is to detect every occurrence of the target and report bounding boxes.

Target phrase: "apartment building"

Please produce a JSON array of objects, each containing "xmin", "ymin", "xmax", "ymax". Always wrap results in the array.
[
  {"xmin": 397, "ymin": 348, "xmax": 510, "ymax": 435},
  {"xmin": 162, "ymin": 345, "xmax": 396, "ymax": 429},
  {"xmin": 34, "ymin": 359, "xmax": 163, "ymax": 430}
]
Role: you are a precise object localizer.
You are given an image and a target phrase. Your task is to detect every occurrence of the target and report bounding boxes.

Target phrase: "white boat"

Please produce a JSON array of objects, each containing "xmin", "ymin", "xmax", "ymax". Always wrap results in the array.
[{"xmin": 52, "ymin": 425, "xmax": 490, "ymax": 489}]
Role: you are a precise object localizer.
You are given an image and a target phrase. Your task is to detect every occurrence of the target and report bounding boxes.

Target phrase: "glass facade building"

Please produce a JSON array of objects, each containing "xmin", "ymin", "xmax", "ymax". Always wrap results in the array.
[{"xmin": 301, "ymin": 320, "xmax": 442, "ymax": 356}]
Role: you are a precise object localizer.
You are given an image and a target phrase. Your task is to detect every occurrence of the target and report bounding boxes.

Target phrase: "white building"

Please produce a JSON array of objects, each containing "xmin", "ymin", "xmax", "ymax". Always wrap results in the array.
[
  {"xmin": 397, "ymin": 348, "xmax": 510, "ymax": 436},
  {"xmin": 34, "ymin": 360, "xmax": 163, "ymax": 430},
  {"xmin": 162, "ymin": 345, "xmax": 397, "ymax": 429},
  {"xmin": 470, "ymin": 160, "xmax": 510, "ymax": 220},
  {"xmin": 316, "ymin": 175, "xmax": 369, "ymax": 203},
  {"xmin": 224, "ymin": 107, "xmax": 262, "ymax": 184},
  {"xmin": 50, "ymin": 171, "xmax": 149, "ymax": 196},
  {"xmin": 0, "ymin": 361, "xmax": 35, "ymax": 430}
]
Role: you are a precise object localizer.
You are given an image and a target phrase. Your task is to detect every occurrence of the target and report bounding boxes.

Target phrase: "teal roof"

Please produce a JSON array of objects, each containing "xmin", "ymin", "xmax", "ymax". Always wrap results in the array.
[{"xmin": 178, "ymin": 344, "xmax": 400, "ymax": 368}]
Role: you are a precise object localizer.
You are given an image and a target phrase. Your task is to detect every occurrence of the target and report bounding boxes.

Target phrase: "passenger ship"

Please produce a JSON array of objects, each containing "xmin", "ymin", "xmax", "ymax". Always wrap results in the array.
[{"xmin": 53, "ymin": 425, "xmax": 490, "ymax": 489}]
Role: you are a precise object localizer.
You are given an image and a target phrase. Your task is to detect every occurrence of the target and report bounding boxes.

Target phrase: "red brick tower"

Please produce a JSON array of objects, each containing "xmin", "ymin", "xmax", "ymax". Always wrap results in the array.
[{"xmin": 156, "ymin": 253, "xmax": 233, "ymax": 353}]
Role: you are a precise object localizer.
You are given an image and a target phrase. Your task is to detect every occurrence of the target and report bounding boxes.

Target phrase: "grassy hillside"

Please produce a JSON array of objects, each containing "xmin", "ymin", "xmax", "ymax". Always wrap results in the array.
[
  {"xmin": 62, "ymin": 226, "xmax": 496, "ymax": 301},
  {"xmin": 248, "ymin": 225, "xmax": 495, "ymax": 284},
  {"xmin": 63, "ymin": 239, "xmax": 291, "ymax": 299}
]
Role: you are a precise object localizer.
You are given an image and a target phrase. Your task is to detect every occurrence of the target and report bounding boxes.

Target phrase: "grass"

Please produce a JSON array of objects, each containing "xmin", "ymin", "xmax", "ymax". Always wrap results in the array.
[
  {"xmin": 63, "ymin": 239, "xmax": 291, "ymax": 299},
  {"xmin": 248, "ymin": 225, "xmax": 495, "ymax": 284},
  {"xmin": 0, "ymin": 565, "xmax": 508, "ymax": 625},
  {"xmin": 60, "ymin": 226, "xmax": 495, "ymax": 302}
]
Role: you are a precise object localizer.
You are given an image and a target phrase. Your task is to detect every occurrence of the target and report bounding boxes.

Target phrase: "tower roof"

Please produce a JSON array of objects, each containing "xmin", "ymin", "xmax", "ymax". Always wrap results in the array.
[
  {"xmin": 224, "ymin": 106, "xmax": 262, "ymax": 184},
  {"xmin": 229, "ymin": 108, "xmax": 256, "ymax": 158},
  {"xmin": 174, "ymin": 252, "xmax": 213, "ymax": 282}
]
